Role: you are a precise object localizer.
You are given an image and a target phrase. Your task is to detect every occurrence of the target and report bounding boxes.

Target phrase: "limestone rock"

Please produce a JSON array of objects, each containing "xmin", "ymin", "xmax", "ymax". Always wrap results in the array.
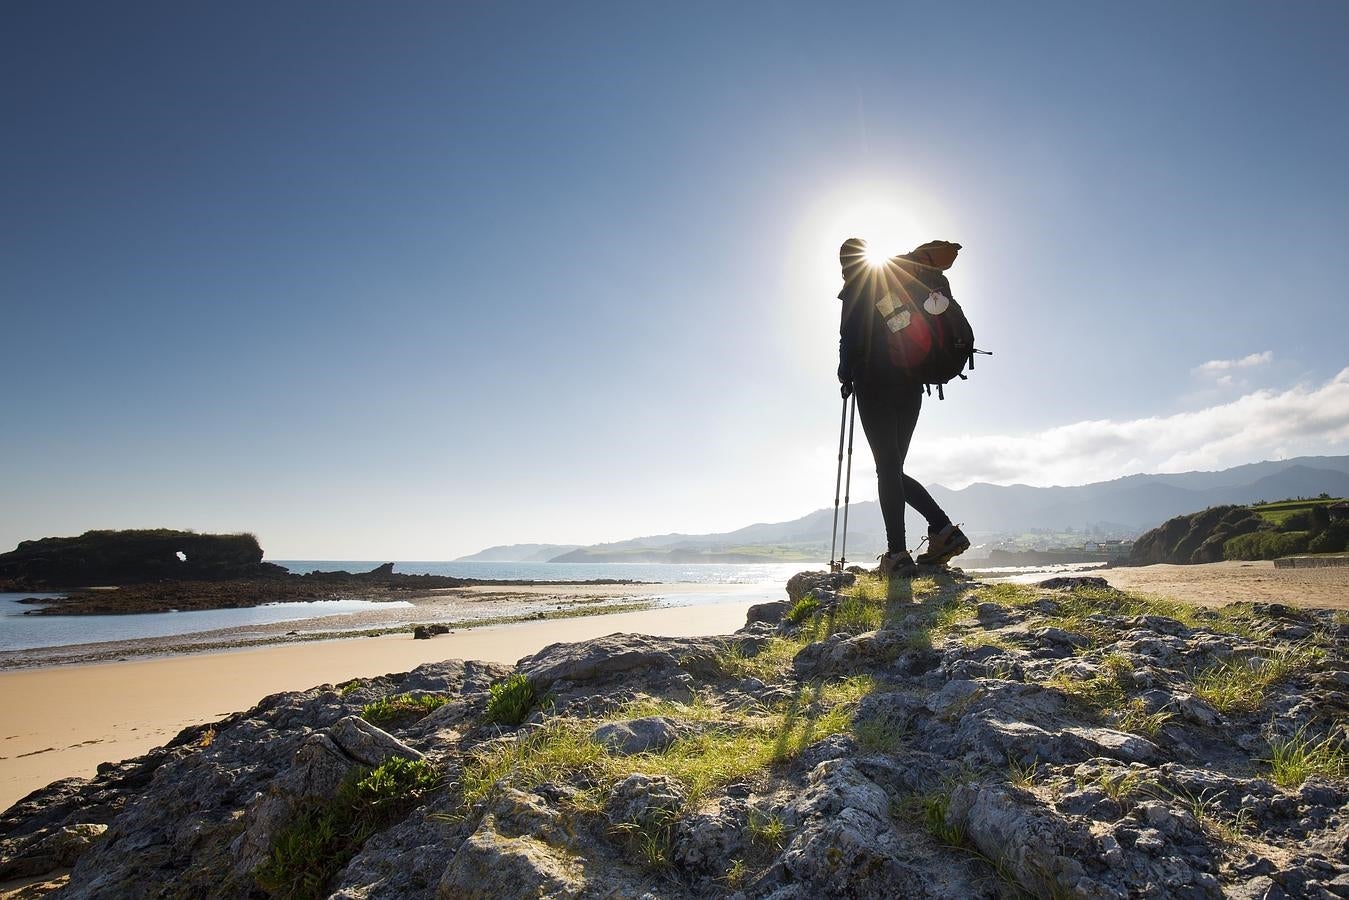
[
  {"xmin": 591, "ymin": 717, "xmax": 682, "ymax": 755},
  {"xmin": 605, "ymin": 773, "xmax": 685, "ymax": 828},
  {"xmin": 1062, "ymin": 726, "xmax": 1160, "ymax": 763},
  {"xmin": 518, "ymin": 633, "xmax": 722, "ymax": 690},
  {"xmin": 331, "ymin": 715, "xmax": 425, "ymax": 766},
  {"xmin": 949, "ymin": 784, "xmax": 1118, "ymax": 899},
  {"xmin": 785, "ymin": 570, "xmax": 855, "ymax": 603},
  {"xmin": 232, "ymin": 716, "xmax": 423, "ymax": 874},
  {"xmin": 746, "ymin": 600, "xmax": 788, "ymax": 625},
  {"xmin": 439, "ymin": 828, "xmax": 584, "ymax": 899}
]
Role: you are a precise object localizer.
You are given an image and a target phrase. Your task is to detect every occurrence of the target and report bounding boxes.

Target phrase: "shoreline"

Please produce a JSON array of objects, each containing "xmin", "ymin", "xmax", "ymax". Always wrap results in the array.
[
  {"xmin": 0, "ymin": 599, "xmax": 758, "ymax": 813},
  {"xmin": 0, "ymin": 581, "xmax": 772, "ymax": 670},
  {"xmin": 8, "ymin": 575, "xmax": 658, "ymax": 617}
]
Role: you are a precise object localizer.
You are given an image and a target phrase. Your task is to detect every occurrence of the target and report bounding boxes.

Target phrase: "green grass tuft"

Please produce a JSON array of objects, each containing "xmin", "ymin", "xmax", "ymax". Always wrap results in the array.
[
  {"xmin": 902, "ymin": 789, "xmax": 966, "ymax": 847},
  {"xmin": 724, "ymin": 858, "xmax": 749, "ymax": 888},
  {"xmin": 717, "ymin": 637, "xmax": 805, "ymax": 681},
  {"xmin": 1049, "ymin": 653, "xmax": 1134, "ymax": 714},
  {"xmin": 1097, "ymin": 769, "xmax": 1150, "ymax": 803},
  {"xmin": 1193, "ymin": 643, "xmax": 1325, "ymax": 714},
  {"xmin": 747, "ymin": 809, "xmax": 788, "ymax": 848},
  {"xmin": 853, "ymin": 716, "xmax": 907, "ymax": 754},
  {"xmin": 1007, "ymin": 756, "xmax": 1038, "ymax": 789},
  {"xmin": 255, "ymin": 757, "xmax": 440, "ymax": 899},
  {"xmin": 609, "ymin": 803, "xmax": 680, "ymax": 870},
  {"xmin": 1117, "ymin": 699, "xmax": 1174, "ymax": 738},
  {"xmin": 352, "ymin": 755, "xmax": 441, "ymax": 804},
  {"xmin": 785, "ymin": 595, "xmax": 821, "ymax": 625},
  {"xmin": 360, "ymin": 693, "xmax": 449, "ymax": 727},
  {"xmin": 484, "ymin": 673, "xmax": 538, "ymax": 726},
  {"xmin": 1164, "ymin": 786, "xmax": 1254, "ymax": 846},
  {"xmin": 1267, "ymin": 726, "xmax": 1347, "ymax": 788}
]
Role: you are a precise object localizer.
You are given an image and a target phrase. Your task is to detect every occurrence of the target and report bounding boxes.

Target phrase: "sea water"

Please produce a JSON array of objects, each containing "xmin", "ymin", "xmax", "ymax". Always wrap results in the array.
[
  {"xmin": 0, "ymin": 593, "xmax": 413, "ymax": 653},
  {"xmin": 0, "ymin": 561, "xmax": 814, "ymax": 653}
]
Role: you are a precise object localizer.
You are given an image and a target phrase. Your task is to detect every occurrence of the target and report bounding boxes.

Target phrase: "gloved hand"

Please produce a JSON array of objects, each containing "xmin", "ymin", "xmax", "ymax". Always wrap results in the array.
[{"xmin": 841, "ymin": 381, "xmax": 854, "ymax": 399}]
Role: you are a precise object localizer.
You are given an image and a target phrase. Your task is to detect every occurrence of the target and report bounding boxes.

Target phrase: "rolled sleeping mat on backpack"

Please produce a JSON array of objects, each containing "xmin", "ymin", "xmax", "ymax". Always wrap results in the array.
[{"xmin": 908, "ymin": 240, "xmax": 961, "ymax": 270}]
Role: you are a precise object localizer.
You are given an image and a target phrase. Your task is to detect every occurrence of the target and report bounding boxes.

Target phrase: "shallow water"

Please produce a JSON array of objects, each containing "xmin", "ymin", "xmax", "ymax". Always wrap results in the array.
[
  {"xmin": 0, "ymin": 561, "xmax": 808, "ymax": 653},
  {"xmin": 964, "ymin": 560, "xmax": 1110, "ymax": 584},
  {"xmin": 0, "ymin": 594, "xmax": 413, "ymax": 652}
]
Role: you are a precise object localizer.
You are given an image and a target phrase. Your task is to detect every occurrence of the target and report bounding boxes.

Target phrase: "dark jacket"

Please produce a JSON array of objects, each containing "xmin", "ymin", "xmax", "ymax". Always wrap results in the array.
[{"xmin": 838, "ymin": 256, "xmax": 955, "ymax": 385}]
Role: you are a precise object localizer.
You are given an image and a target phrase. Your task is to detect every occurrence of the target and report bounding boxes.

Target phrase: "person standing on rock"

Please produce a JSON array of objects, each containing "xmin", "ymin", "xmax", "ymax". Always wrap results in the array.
[{"xmin": 837, "ymin": 237, "xmax": 971, "ymax": 577}]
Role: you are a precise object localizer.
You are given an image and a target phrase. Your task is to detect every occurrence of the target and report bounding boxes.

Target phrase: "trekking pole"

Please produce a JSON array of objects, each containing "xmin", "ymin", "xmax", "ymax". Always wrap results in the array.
[
  {"xmin": 838, "ymin": 394, "xmax": 858, "ymax": 570},
  {"xmin": 828, "ymin": 395, "xmax": 849, "ymax": 573}
]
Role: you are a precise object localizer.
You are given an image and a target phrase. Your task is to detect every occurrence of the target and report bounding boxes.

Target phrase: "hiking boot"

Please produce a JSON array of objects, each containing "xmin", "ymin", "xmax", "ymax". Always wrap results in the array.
[
  {"xmin": 877, "ymin": 550, "xmax": 918, "ymax": 579},
  {"xmin": 916, "ymin": 524, "xmax": 971, "ymax": 566}
]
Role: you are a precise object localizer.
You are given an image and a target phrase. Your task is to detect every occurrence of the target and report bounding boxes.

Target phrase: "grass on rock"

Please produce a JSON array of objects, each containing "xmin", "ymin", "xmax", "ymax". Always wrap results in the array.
[
  {"xmin": 1267, "ymin": 725, "xmax": 1347, "ymax": 787},
  {"xmin": 853, "ymin": 716, "xmax": 908, "ymax": 754},
  {"xmin": 484, "ymin": 673, "xmax": 538, "ymax": 726},
  {"xmin": 1117, "ymin": 699, "xmax": 1174, "ymax": 739},
  {"xmin": 784, "ymin": 595, "xmax": 820, "ymax": 625},
  {"xmin": 459, "ymin": 676, "xmax": 877, "ymax": 808},
  {"xmin": 1192, "ymin": 643, "xmax": 1325, "ymax": 714},
  {"xmin": 1164, "ymin": 786, "xmax": 1256, "ymax": 846},
  {"xmin": 255, "ymin": 757, "xmax": 440, "ymax": 900},
  {"xmin": 360, "ymin": 693, "xmax": 450, "ymax": 728},
  {"xmin": 968, "ymin": 582, "xmax": 1261, "ymax": 645},
  {"xmin": 747, "ymin": 809, "xmax": 788, "ymax": 849},
  {"xmin": 609, "ymin": 803, "xmax": 680, "ymax": 870},
  {"xmin": 898, "ymin": 788, "xmax": 966, "ymax": 848}
]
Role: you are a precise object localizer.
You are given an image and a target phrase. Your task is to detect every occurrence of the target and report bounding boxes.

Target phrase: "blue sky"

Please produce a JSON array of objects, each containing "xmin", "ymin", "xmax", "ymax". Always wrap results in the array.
[{"xmin": 3, "ymin": 1, "xmax": 1347, "ymax": 558}]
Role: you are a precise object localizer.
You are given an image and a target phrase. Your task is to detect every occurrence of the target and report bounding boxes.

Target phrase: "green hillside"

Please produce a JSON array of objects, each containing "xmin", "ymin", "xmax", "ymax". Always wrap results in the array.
[{"xmin": 1130, "ymin": 497, "xmax": 1348, "ymax": 565}]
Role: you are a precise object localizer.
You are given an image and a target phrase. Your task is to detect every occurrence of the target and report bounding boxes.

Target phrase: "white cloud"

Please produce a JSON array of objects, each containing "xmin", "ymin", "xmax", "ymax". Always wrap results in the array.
[
  {"xmin": 912, "ymin": 368, "xmax": 1349, "ymax": 488},
  {"xmin": 1195, "ymin": 350, "xmax": 1273, "ymax": 374}
]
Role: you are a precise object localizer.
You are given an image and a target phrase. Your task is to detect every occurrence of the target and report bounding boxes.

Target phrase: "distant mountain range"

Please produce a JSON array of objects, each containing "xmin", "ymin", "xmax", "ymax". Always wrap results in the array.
[
  {"xmin": 457, "ymin": 456, "xmax": 1349, "ymax": 563},
  {"xmin": 456, "ymin": 543, "xmax": 582, "ymax": 563}
]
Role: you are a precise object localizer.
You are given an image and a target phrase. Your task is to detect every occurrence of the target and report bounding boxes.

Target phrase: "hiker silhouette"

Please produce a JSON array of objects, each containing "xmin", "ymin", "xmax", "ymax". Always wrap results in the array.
[{"xmin": 837, "ymin": 238, "xmax": 971, "ymax": 576}]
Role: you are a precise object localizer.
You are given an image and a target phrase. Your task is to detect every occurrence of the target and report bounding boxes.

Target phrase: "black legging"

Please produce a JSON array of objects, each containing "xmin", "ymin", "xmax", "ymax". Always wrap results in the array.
[{"xmin": 854, "ymin": 378, "xmax": 950, "ymax": 553}]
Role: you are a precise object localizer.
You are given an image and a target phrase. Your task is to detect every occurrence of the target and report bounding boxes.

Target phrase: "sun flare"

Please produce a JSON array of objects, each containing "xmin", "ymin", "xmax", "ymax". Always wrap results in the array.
[
  {"xmin": 787, "ymin": 180, "xmax": 957, "ymax": 321},
  {"xmin": 862, "ymin": 243, "xmax": 892, "ymax": 266}
]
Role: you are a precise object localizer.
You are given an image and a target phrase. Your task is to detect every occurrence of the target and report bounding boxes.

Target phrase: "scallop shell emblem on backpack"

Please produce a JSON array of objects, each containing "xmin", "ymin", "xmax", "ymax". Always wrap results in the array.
[{"xmin": 923, "ymin": 291, "xmax": 950, "ymax": 315}]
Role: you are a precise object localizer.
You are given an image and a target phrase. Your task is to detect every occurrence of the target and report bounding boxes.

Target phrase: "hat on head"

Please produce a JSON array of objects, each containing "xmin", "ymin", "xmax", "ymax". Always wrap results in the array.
[{"xmin": 840, "ymin": 237, "xmax": 867, "ymax": 265}]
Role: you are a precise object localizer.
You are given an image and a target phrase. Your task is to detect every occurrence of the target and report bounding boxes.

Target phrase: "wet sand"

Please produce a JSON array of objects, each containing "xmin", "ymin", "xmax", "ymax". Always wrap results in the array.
[
  {"xmin": 0, "ymin": 600, "xmax": 755, "ymax": 812},
  {"xmin": 1101, "ymin": 559, "xmax": 1349, "ymax": 610}
]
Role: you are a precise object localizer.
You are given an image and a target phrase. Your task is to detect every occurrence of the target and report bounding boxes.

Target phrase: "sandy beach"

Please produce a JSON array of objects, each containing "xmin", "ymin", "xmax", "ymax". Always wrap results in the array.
[
  {"xmin": 0, "ymin": 600, "xmax": 755, "ymax": 812},
  {"xmin": 1100, "ymin": 559, "xmax": 1349, "ymax": 610}
]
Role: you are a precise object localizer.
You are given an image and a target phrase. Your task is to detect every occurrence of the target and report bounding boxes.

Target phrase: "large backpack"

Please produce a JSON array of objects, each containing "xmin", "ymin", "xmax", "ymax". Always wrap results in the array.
[{"xmin": 872, "ymin": 243, "xmax": 984, "ymax": 397}]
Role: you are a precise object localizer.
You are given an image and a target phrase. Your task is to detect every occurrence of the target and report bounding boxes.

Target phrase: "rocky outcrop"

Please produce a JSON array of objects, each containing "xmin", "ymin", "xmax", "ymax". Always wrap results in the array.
[
  {"xmin": 5, "ymin": 529, "xmax": 642, "ymax": 614},
  {"xmin": 1, "ymin": 570, "xmax": 1346, "ymax": 899},
  {"xmin": 0, "ymin": 529, "xmax": 280, "ymax": 588}
]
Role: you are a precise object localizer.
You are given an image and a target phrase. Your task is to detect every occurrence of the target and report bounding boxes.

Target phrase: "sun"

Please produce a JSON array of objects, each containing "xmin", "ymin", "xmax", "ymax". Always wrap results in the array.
[
  {"xmin": 862, "ymin": 243, "xmax": 892, "ymax": 267},
  {"xmin": 787, "ymin": 179, "xmax": 954, "ymax": 306}
]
